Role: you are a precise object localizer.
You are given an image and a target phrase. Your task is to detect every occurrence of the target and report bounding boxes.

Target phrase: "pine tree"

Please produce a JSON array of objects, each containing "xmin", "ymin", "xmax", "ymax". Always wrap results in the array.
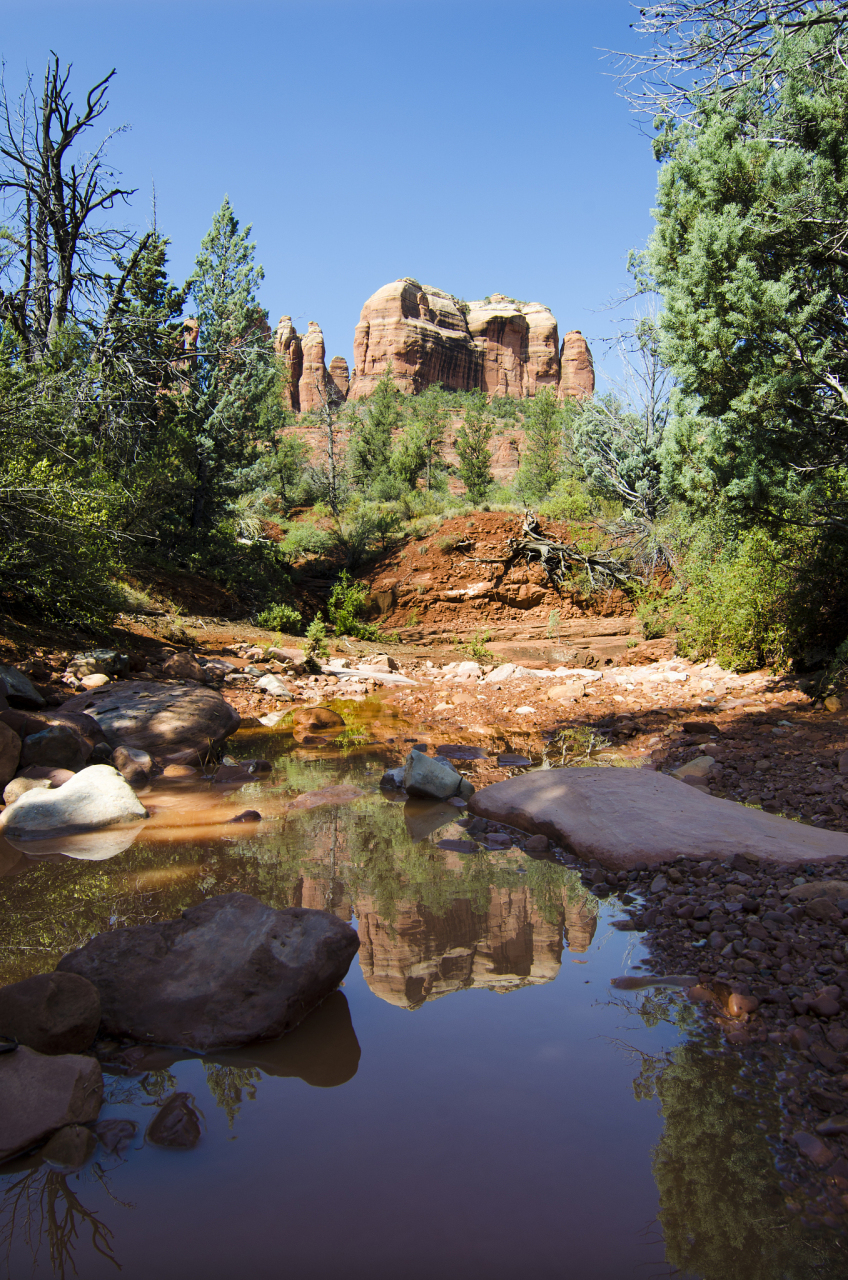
[
  {"xmin": 183, "ymin": 196, "xmax": 276, "ymax": 532},
  {"xmin": 349, "ymin": 369, "xmax": 403, "ymax": 496},
  {"xmin": 409, "ymin": 384, "xmax": 449, "ymax": 490},
  {"xmin": 516, "ymin": 387, "xmax": 564, "ymax": 502},
  {"xmin": 455, "ymin": 391, "xmax": 494, "ymax": 504}
]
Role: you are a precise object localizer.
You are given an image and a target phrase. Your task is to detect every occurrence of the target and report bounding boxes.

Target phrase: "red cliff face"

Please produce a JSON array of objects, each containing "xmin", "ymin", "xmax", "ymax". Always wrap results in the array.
[{"xmin": 350, "ymin": 279, "xmax": 593, "ymax": 402}]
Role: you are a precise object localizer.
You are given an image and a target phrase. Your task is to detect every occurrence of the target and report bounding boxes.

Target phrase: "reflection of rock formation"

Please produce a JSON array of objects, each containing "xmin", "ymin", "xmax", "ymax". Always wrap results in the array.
[{"xmin": 356, "ymin": 886, "xmax": 596, "ymax": 1010}]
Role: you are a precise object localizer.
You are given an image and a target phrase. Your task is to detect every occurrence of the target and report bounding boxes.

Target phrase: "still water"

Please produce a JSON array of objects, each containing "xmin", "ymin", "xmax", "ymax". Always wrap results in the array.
[{"xmin": 0, "ymin": 711, "xmax": 841, "ymax": 1279}]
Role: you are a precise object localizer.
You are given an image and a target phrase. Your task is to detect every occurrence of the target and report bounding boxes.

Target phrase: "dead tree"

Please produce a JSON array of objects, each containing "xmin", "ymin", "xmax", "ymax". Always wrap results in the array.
[{"xmin": 0, "ymin": 54, "xmax": 136, "ymax": 361}]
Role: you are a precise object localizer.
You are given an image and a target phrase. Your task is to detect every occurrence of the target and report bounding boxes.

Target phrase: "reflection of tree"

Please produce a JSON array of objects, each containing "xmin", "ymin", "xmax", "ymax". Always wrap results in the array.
[
  {"xmin": 0, "ymin": 1166, "xmax": 121, "ymax": 1279},
  {"xmin": 203, "ymin": 1065, "xmax": 260, "ymax": 1127},
  {"xmin": 627, "ymin": 1002, "xmax": 845, "ymax": 1280}
]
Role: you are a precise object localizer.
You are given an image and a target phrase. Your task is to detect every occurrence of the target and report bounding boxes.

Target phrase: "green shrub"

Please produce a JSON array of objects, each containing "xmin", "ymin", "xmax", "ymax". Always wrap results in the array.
[
  {"xmin": 538, "ymin": 476, "xmax": 594, "ymax": 521},
  {"xmin": 327, "ymin": 570, "xmax": 381, "ymax": 640},
  {"xmin": 303, "ymin": 616, "xmax": 330, "ymax": 666},
  {"xmin": 256, "ymin": 603, "xmax": 302, "ymax": 634}
]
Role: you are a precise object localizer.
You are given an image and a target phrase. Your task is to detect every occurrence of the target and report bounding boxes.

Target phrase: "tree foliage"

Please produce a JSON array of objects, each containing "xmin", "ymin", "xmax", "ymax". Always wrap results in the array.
[{"xmin": 455, "ymin": 390, "xmax": 494, "ymax": 503}]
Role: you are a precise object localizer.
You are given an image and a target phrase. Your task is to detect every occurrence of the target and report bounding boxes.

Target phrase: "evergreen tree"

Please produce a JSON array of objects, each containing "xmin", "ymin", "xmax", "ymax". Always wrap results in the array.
[
  {"xmin": 349, "ymin": 369, "xmax": 403, "ymax": 496},
  {"xmin": 648, "ymin": 22, "xmax": 848, "ymax": 532},
  {"xmin": 182, "ymin": 196, "xmax": 276, "ymax": 534},
  {"xmin": 408, "ymin": 384, "xmax": 450, "ymax": 490},
  {"xmin": 455, "ymin": 391, "xmax": 494, "ymax": 504},
  {"xmin": 516, "ymin": 387, "xmax": 564, "ymax": 502}
]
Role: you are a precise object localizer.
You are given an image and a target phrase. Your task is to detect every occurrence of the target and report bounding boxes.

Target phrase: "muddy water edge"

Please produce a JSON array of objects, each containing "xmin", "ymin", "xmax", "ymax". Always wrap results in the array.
[{"xmin": 0, "ymin": 699, "xmax": 845, "ymax": 1280}]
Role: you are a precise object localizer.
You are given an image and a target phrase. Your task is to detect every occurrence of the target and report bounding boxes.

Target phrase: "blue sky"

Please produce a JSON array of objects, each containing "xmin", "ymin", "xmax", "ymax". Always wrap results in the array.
[{"xmin": 4, "ymin": 1, "xmax": 658, "ymax": 381}]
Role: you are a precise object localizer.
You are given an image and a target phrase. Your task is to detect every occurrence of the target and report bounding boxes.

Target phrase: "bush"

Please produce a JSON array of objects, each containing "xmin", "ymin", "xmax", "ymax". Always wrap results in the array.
[
  {"xmin": 255, "ymin": 603, "xmax": 302, "ymax": 634},
  {"xmin": 303, "ymin": 616, "xmax": 330, "ymax": 667},
  {"xmin": 327, "ymin": 570, "xmax": 381, "ymax": 639},
  {"xmin": 537, "ymin": 476, "xmax": 594, "ymax": 521}
]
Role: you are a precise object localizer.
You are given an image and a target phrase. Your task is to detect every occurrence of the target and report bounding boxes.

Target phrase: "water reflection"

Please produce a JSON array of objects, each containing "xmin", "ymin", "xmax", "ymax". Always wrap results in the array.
[
  {"xmin": 621, "ymin": 989, "xmax": 848, "ymax": 1279},
  {"xmin": 0, "ymin": 1163, "xmax": 122, "ymax": 1279}
]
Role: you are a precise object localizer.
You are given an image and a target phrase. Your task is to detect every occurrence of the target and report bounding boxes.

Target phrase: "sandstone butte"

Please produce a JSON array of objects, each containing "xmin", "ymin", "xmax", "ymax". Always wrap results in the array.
[{"xmin": 272, "ymin": 278, "xmax": 594, "ymax": 411}]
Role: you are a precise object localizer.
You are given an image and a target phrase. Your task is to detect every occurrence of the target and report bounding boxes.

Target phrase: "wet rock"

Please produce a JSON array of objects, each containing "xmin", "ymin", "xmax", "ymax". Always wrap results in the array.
[
  {"xmin": 20, "ymin": 725, "xmax": 87, "ymax": 773},
  {"xmin": 162, "ymin": 763, "xmax": 197, "ymax": 778},
  {"xmin": 93, "ymin": 1118, "xmax": 137, "ymax": 1153},
  {"xmin": 162, "ymin": 653, "xmax": 207, "ymax": 683},
  {"xmin": 403, "ymin": 749, "xmax": 462, "ymax": 800},
  {"xmin": 0, "ymin": 972, "xmax": 100, "ymax": 1054},
  {"xmin": 146, "ymin": 1092, "xmax": 202, "ymax": 1149},
  {"xmin": 0, "ymin": 664, "xmax": 46, "ymax": 709},
  {"xmin": 40, "ymin": 1123, "xmax": 97, "ymax": 1168},
  {"xmin": 288, "ymin": 785, "xmax": 364, "ymax": 811},
  {"xmin": 0, "ymin": 1046, "xmax": 103, "ymax": 1163},
  {"xmin": 380, "ymin": 766, "xmax": 405, "ymax": 789},
  {"xmin": 61, "ymin": 681, "xmax": 240, "ymax": 761},
  {"xmin": 467, "ymin": 768, "xmax": 848, "ymax": 870},
  {"xmin": 3, "ymin": 776, "xmax": 50, "ymax": 804},
  {"xmin": 292, "ymin": 706, "xmax": 345, "ymax": 732},
  {"xmin": 227, "ymin": 810, "xmax": 262, "ymax": 823},
  {"xmin": 57, "ymin": 893, "xmax": 360, "ymax": 1052},
  {"xmin": 0, "ymin": 765, "xmax": 148, "ymax": 839},
  {"xmin": 792, "ymin": 1130, "xmax": 835, "ymax": 1166},
  {"xmin": 110, "ymin": 744, "xmax": 152, "ymax": 789},
  {"xmin": 0, "ymin": 720, "xmax": 21, "ymax": 790},
  {"xmin": 212, "ymin": 763, "xmax": 254, "ymax": 786}
]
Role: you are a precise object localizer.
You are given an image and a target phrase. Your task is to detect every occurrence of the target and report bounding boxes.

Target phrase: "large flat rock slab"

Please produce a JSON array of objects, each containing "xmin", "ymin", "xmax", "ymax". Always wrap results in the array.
[
  {"xmin": 61, "ymin": 681, "xmax": 240, "ymax": 761},
  {"xmin": 468, "ymin": 767, "xmax": 848, "ymax": 870}
]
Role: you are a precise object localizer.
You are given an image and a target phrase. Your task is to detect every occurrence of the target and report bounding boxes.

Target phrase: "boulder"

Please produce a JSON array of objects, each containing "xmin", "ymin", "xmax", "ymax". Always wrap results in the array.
[
  {"xmin": 0, "ymin": 764, "xmax": 148, "ymax": 839},
  {"xmin": 162, "ymin": 653, "xmax": 207, "ymax": 683},
  {"xmin": 292, "ymin": 706, "xmax": 345, "ymax": 732},
  {"xmin": 60, "ymin": 681, "xmax": 241, "ymax": 760},
  {"xmin": 57, "ymin": 893, "xmax": 361, "ymax": 1052},
  {"xmin": 547, "ymin": 680, "xmax": 585, "ymax": 702},
  {"xmin": 0, "ymin": 1046, "xmax": 103, "ymax": 1163},
  {"xmin": 671, "ymin": 755, "xmax": 713, "ymax": 780},
  {"xmin": 403, "ymin": 749, "xmax": 462, "ymax": 800},
  {"xmin": 256, "ymin": 674, "xmax": 294, "ymax": 699},
  {"xmin": 111, "ymin": 744, "xmax": 152, "ymax": 789},
  {"xmin": 467, "ymin": 767, "xmax": 848, "ymax": 871},
  {"xmin": 67, "ymin": 649, "xmax": 129, "ymax": 679},
  {"xmin": 3, "ymin": 776, "xmax": 50, "ymax": 804},
  {"xmin": 145, "ymin": 1093, "xmax": 202, "ymax": 1149},
  {"xmin": 0, "ymin": 664, "xmax": 45, "ymax": 709},
  {"xmin": 17, "ymin": 765, "xmax": 74, "ymax": 787},
  {"xmin": 40, "ymin": 1123, "xmax": 97, "ymax": 1169},
  {"xmin": 20, "ymin": 725, "xmax": 87, "ymax": 773},
  {"xmin": 0, "ymin": 720, "xmax": 21, "ymax": 789},
  {"xmin": 0, "ymin": 972, "xmax": 100, "ymax": 1054}
]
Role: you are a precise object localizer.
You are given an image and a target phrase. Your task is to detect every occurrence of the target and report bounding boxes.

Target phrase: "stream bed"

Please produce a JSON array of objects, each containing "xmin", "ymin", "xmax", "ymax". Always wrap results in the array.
[{"xmin": 0, "ymin": 708, "xmax": 843, "ymax": 1279}]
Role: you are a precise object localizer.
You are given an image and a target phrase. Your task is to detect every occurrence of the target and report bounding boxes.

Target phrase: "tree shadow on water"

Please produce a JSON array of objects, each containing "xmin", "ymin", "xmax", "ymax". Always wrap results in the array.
[{"xmin": 0, "ymin": 1161, "xmax": 126, "ymax": 1279}]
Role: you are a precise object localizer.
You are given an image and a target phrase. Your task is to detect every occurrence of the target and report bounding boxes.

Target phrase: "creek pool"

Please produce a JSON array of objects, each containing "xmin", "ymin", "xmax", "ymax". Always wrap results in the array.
[{"xmin": 0, "ymin": 711, "xmax": 840, "ymax": 1280}]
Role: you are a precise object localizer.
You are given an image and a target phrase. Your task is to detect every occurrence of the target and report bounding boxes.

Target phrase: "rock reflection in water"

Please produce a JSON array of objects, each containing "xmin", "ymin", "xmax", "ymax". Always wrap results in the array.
[{"xmin": 357, "ymin": 880, "xmax": 596, "ymax": 1009}]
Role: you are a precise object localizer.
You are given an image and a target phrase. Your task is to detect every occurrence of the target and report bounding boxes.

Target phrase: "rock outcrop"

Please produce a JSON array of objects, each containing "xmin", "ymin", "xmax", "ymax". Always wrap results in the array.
[
  {"xmin": 349, "ymin": 278, "xmax": 593, "ymax": 402},
  {"xmin": 274, "ymin": 318, "xmax": 348, "ymax": 413}
]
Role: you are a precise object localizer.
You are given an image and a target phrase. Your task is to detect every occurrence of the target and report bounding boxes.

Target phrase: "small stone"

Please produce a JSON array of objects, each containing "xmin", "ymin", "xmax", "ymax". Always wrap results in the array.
[
  {"xmin": 524, "ymin": 834, "xmax": 549, "ymax": 853},
  {"xmin": 110, "ymin": 745, "xmax": 152, "ymax": 789},
  {"xmin": 825, "ymin": 696, "xmax": 842, "ymax": 713},
  {"xmin": 793, "ymin": 1130, "xmax": 835, "ymax": 1165},
  {"xmin": 727, "ymin": 992, "xmax": 760, "ymax": 1017},
  {"xmin": 650, "ymin": 875, "xmax": 668, "ymax": 894},
  {"xmin": 816, "ymin": 1116, "xmax": 848, "ymax": 1137},
  {"xmin": 80, "ymin": 673, "xmax": 110, "ymax": 690},
  {"xmin": 145, "ymin": 1093, "xmax": 202, "ymax": 1149},
  {"xmin": 93, "ymin": 1118, "xmax": 137, "ymax": 1153},
  {"xmin": 162, "ymin": 653, "xmax": 207, "ymax": 683},
  {"xmin": 809, "ymin": 993, "xmax": 842, "ymax": 1017},
  {"xmin": 3, "ymin": 776, "xmax": 51, "ymax": 804},
  {"xmin": 227, "ymin": 810, "xmax": 261, "ymax": 824}
]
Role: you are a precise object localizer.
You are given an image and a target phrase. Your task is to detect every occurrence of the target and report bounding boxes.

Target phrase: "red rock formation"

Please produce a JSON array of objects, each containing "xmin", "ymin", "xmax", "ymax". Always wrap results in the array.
[
  {"xmin": 274, "ymin": 316, "xmax": 303, "ymax": 412},
  {"xmin": 350, "ymin": 279, "xmax": 593, "ymax": 402},
  {"xmin": 328, "ymin": 356, "xmax": 350, "ymax": 401},
  {"xmin": 558, "ymin": 330, "xmax": 595, "ymax": 401},
  {"xmin": 351, "ymin": 278, "xmax": 478, "ymax": 399},
  {"xmin": 298, "ymin": 321, "xmax": 332, "ymax": 413}
]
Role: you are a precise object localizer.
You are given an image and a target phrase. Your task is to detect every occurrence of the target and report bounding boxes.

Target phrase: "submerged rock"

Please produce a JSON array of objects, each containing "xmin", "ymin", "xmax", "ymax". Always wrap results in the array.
[
  {"xmin": 57, "ymin": 893, "xmax": 360, "ymax": 1052},
  {"xmin": 0, "ymin": 1046, "xmax": 103, "ymax": 1164},
  {"xmin": 0, "ymin": 972, "xmax": 100, "ymax": 1055},
  {"xmin": 111, "ymin": 744, "xmax": 152, "ymax": 789},
  {"xmin": 0, "ymin": 765, "xmax": 148, "ymax": 839},
  {"xmin": 467, "ymin": 767, "xmax": 848, "ymax": 870},
  {"xmin": 146, "ymin": 1093, "xmax": 202, "ymax": 1149},
  {"xmin": 40, "ymin": 1123, "xmax": 97, "ymax": 1169},
  {"xmin": 292, "ymin": 706, "xmax": 345, "ymax": 732}
]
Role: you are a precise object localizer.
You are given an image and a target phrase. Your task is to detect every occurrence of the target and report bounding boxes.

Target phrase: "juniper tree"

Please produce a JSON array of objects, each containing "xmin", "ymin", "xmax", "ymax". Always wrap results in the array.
[{"xmin": 455, "ymin": 391, "xmax": 494, "ymax": 504}]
